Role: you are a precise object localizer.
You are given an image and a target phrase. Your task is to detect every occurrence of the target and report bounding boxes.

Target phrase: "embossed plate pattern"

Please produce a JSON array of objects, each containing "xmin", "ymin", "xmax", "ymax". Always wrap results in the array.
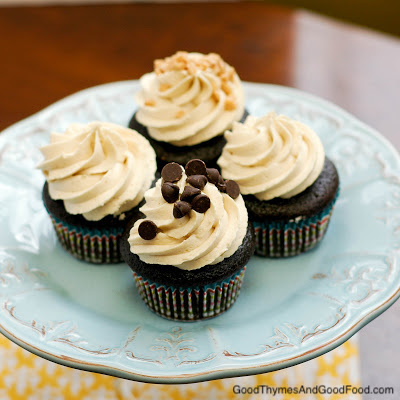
[{"xmin": 0, "ymin": 81, "xmax": 400, "ymax": 383}]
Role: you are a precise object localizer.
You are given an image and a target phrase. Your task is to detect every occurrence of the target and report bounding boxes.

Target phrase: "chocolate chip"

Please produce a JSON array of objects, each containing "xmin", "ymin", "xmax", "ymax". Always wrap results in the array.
[
  {"xmin": 206, "ymin": 168, "xmax": 220, "ymax": 184},
  {"xmin": 192, "ymin": 194, "xmax": 211, "ymax": 213},
  {"xmin": 138, "ymin": 220, "xmax": 158, "ymax": 240},
  {"xmin": 225, "ymin": 180, "xmax": 240, "ymax": 199},
  {"xmin": 161, "ymin": 182, "xmax": 179, "ymax": 203},
  {"xmin": 161, "ymin": 162, "xmax": 182, "ymax": 182},
  {"xmin": 180, "ymin": 186, "xmax": 201, "ymax": 203},
  {"xmin": 185, "ymin": 159, "xmax": 207, "ymax": 176},
  {"xmin": 216, "ymin": 175, "xmax": 226, "ymax": 192},
  {"xmin": 173, "ymin": 201, "xmax": 191, "ymax": 218},
  {"xmin": 187, "ymin": 175, "xmax": 207, "ymax": 190}
]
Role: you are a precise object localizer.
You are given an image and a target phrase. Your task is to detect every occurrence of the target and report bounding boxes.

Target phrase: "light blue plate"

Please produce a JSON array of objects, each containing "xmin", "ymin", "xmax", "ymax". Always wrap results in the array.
[{"xmin": 1, "ymin": 81, "xmax": 399, "ymax": 384}]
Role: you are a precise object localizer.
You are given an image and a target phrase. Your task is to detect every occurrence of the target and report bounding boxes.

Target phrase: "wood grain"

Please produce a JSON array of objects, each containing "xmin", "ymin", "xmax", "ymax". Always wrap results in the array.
[
  {"xmin": 0, "ymin": 2, "xmax": 399, "ymax": 149},
  {"xmin": 0, "ymin": 3, "xmax": 294, "ymax": 130}
]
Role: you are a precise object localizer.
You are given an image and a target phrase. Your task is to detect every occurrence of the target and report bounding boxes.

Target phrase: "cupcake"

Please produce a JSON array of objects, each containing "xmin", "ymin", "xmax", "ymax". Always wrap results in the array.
[
  {"xmin": 38, "ymin": 121, "xmax": 157, "ymax": 264},
  {"xmin": 129, "ymin": 51, "xmax": 248, "ymax": 170},
  {"xmin": 120, "ymin": 159, "xmax": 255, "ymax": 321},
  {"xmin": 218, "ymin": 112, "xmax": 339, "ymax": 257}
]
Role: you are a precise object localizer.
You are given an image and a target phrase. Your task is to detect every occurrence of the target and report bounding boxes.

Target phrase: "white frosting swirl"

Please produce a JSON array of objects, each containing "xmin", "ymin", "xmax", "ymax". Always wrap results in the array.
[
  {"xmin": 218, "ymin": 112, "xmax": 325, "ymax": 200},
  {"xmin": 135, "ymin": 51, "xmax": 245, "ymax": 146},
  {"xmin": 128, "ymin": 169, "xmax": 248, "ymax": 270},
  {"xmin": 38, "ymin": 122, "xmax": 157, "ymax": 221}
]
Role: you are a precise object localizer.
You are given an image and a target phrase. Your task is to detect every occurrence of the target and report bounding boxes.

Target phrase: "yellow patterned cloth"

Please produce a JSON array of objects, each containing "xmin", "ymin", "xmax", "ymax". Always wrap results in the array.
[{"xmin": 0, "ymin": 334, "xmax": 360, "ymax": 399}]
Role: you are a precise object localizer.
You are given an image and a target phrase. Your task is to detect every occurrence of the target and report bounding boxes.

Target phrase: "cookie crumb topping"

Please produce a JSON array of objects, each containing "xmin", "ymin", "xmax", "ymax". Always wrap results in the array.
[
  {"xmin": 154, "ymin": 51, "xmax": 237, "ymax": 111},
  {"xmin": 175, "ymin": 110, "xmax": 185, "ymax": 119},
  {"xmin": 158, "ymin": 83, "xmax": 171, "ymax": 92}
]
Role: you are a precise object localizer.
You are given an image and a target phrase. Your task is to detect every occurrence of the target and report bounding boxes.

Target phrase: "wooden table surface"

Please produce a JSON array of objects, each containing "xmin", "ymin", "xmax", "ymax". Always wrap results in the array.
[{"xmin": 1, "ymin": 1, "xmax": 400, "ymax": 390}]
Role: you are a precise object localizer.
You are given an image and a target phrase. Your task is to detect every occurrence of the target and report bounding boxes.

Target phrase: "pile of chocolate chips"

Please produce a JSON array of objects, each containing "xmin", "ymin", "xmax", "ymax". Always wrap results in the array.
[{"xmin": 138, "ymin": 159, "xmax": 240, "ymax": 240}]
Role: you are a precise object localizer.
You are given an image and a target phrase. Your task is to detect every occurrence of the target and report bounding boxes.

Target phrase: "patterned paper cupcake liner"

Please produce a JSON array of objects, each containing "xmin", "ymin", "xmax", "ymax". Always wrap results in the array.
[
  {"xmin": 49, "ymin": 215, "xmax": 124, "ymax": 264},
  {"xmin": 133, "ymin": 267, "xmax": 246, "ymax": 321},
  {"xmin": 253, "ymin": 193, "xmax": 339, "ymax": 258}
]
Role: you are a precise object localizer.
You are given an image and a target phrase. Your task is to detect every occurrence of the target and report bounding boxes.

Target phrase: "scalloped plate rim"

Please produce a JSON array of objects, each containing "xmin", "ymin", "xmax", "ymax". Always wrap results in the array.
[
  {"xmin": 0, "ymin": 80, "xmax": 399, "ymax": 384},
  {"xmin": 2, "ymin": 80, "xmax": 399, "ymax": 167},
  {"xmin": 0, "ymin": 280, "xmax": 399, "ymax": 384}
]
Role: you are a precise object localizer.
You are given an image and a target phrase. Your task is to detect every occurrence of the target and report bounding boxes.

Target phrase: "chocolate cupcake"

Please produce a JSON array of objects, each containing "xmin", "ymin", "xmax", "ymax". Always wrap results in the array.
[
  {"xmin": 218, "ymin": 112, "xmax": 339, "ymax": 257},
  {"xmin": 37, "ymin": 122, "xmax": 157, "ymax": 264},
  {"xmin": 120, "ymin": 159, "xmax": 255, "ymax": 320},
  {"xmin": 129, "ymin": 51, "xmax": 247, "ymax": 170}
]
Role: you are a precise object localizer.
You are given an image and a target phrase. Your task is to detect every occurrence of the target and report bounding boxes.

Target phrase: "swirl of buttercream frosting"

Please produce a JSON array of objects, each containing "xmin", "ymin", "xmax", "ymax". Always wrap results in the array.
[
  {"xmin": 218, "ymin": 112, "xmax": 325, "ymax": 200},
  {"xmin": 128, "ymin": 167, "xmax": 248, "ymax": 270},
  {"xmin": 134, "ymin": 51, "xmax": 245, "ymax": 147},
  {"xmin": 37, "ymin": 122, "xmax": 157, "ymax": 221}
]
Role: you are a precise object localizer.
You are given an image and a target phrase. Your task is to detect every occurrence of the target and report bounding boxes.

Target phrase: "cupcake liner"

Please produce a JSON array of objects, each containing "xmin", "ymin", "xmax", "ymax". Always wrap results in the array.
[
  {"xmin": 253, "ymin": 193, "xmax": 339, "ymax": 257},
  {"xmin": 49, "ymin": 215, "xmax": 124, "ymax": 264},
  {"xmin": 132, "ymin": 267, "xmax": 246, "ymax": 321}
]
